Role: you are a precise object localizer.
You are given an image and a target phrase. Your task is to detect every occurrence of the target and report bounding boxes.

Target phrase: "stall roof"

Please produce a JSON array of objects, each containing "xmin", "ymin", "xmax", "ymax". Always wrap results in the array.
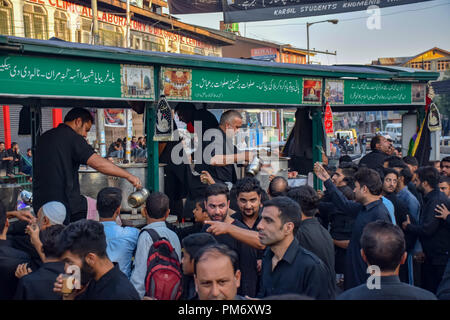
[{"xmin": 0, "ymin": 36, "xmax": 440, "ymax": 81}]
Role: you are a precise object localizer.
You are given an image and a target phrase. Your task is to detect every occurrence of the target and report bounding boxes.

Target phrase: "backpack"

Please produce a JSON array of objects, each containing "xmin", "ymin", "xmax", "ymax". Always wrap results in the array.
[{"xmin": 141, "ymin": 228, "xmax": 182, "ymax": 300}]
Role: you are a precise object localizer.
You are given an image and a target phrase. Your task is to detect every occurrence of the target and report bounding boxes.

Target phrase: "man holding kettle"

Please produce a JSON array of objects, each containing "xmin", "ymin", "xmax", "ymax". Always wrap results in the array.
[{"xmin": 33, "ymin": 108, "xmax": 141, "ymax": 224}]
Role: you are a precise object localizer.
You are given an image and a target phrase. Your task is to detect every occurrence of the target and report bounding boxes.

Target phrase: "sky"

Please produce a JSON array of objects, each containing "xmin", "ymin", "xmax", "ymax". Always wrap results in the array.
[{"xmin": 168, "ymin": 0, "xmax": 450, "ymax": 65}]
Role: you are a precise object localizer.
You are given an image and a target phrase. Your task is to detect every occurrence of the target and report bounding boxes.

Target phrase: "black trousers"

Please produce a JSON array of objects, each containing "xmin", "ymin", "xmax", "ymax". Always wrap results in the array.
[{"xmin": 421, "ymin": 262, "xmax": 446, "ymax": 294}]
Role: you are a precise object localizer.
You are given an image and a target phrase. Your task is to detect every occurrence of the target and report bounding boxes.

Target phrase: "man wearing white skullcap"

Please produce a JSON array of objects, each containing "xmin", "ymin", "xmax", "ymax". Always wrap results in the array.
[{"xmin": 37, "ymin": 202, "xmax": 67, "ymax": 230}]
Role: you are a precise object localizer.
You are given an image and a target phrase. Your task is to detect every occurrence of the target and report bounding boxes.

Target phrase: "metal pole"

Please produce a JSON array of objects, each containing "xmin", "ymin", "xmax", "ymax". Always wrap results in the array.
[
  {"xmin": 126, "ymin": 0, "xmax": 131, "ymax": 48},
  {"xmin": 91, "ymin": 0, "xmax": 99, "ymax": 45},
  {"xmin": 307, "ymin": 23, "xmax": 310, "ymax": 64}
]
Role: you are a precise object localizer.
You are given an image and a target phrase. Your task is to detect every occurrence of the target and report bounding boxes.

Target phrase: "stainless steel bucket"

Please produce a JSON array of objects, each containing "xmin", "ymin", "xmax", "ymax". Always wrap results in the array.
[{"xmin": 0, "ymin": 184, "xmax": 22, "ymax": 211}]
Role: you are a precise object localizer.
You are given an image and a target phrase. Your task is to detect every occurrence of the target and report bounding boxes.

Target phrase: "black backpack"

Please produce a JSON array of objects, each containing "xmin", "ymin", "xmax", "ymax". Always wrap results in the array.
[{"xmin": 140, "ymin": 228, "xmax": 182, "ymax": 300}]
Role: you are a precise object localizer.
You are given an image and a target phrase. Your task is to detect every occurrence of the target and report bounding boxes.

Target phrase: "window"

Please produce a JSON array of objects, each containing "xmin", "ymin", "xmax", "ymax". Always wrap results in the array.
[
  {"xmin": 23, "ymin": 3, "xmax": 48, "ymax": 40},
  {"xmin": 98, "ymin": 22, "xmax": 124, "ymax": 47},
  {"xmin": 76, "ymin": 17, "xmax": 91, "ymax": 44},
  {"xmin": 54, "ymin": 10, "xmax": 70, "ymax": 41},
  {"xmin": 0, "ymin": 0, "xmax": 13, "ymax": 35},
  {"xmin": 437, "ymin": 60, "xmax": 449, "ymax": 71}
]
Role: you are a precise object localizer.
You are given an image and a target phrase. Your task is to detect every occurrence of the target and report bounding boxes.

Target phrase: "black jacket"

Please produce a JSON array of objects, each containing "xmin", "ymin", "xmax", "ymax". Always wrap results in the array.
[
  {"xmin": 358, "ymin": 149, "xmax": 389, "ymax": 176},
  {"xmin": 406, "ymin": 189, "xmax": 450, "ymax": 265},
  {"xmin": 0, "ymin": 240, "xmax": 32, "ymax": 300},
  {"xmin": 14, "ymin": 261, "xmax": 65, "ymax": 300}
]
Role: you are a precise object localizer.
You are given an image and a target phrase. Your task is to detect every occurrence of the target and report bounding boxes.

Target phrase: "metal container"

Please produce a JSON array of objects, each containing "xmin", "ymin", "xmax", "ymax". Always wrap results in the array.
[
  {"xmin": 128, "ymin": 188, "xmax": 150, "ymax": 208},
  {"xmin": 245, "ymin": 157, "xmax": 263, "ymax": 177},
  {"xmin": 0, "ymin": 184, "xmax": 22, "ymax": 211},
  {"xmin": 79, "ymin": 163, "xmax": 165, "ymax": 212}
]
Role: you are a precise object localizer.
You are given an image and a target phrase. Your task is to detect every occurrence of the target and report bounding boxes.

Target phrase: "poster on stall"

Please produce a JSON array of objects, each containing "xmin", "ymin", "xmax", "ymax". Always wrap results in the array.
[
  {"xmin": 325, "ymin": 79, "xmax": 344, "ymax": 104},
  {"xmin": 121, "ymin": 65, "xmax": 154, "ymax": 99},
  {"xmin": 412, "ymin": 83, "xmax": 426, "ymax": 104},
  {"xmin": 302, "ymin": 79, "xmax": 322, "ymax": 104},
  {"xmin": 104, "ymin": 109, "xmax": 126, "ymax": 127},
  {"xmin": 161, "ymin": 67, "xmax": 192, "ymax": 100}
]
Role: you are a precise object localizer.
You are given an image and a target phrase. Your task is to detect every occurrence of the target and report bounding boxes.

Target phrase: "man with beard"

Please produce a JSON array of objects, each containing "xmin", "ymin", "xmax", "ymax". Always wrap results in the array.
[
  {"xmin": 202, "ymin": 183, "xmax": 259, "ymax": 297},
  {"xmin": 441, "ymin": 156, "xmax": 450, "ymax": 177},
  {"xmin": 402, "ymin": 166, "xmax": 450, "ymax": 294},
  {"xmin": 53, "ymin": 219, "xmax": 139, "ymax": 300},
  {"xmin": 403, "ymin": 156, "xmax": 423, "ymax": 206},
  {"xmin": 314, "ymin": 163, "xmax": 391, "ymax": 290},
  {"xmin": 439, "ymin": 175, "xmax": 450, "ymax": 198}
]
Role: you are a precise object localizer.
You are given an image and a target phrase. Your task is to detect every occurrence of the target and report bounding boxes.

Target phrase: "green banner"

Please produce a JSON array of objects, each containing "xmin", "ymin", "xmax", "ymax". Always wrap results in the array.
[
  {"xmin": 191, "ymin": 69, "xmax": 302, "ymax": 105},
  {"xmin": 0, "ymin": 54, "xmax": 129, "ymax": 99},
  {"xmin": 344, "ymin": 80, "xmax": 412, "ymax": 105}
]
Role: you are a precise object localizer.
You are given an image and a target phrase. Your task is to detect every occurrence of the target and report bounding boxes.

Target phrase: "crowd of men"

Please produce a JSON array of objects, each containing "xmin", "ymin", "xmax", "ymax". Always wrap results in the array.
[
  {"xmin": 0, "ymin": 141, "xmax": 32, "ymax": 177},
  {"xmin": 1, "ymin": 106, "xmax": 450, "ymax": 301}
]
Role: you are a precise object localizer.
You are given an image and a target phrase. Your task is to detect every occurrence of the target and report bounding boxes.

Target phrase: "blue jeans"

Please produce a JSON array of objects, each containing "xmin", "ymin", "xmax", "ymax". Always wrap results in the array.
[{"xmin": 109, "ymin": 150, "xmax": 124, "ymax": 158}]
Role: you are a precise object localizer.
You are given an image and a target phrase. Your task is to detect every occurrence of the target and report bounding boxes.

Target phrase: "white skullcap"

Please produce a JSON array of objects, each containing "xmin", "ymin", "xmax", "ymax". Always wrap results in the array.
[{"xmin": 42, "ymin": 201, "xmax": 66, "ymax": 225}]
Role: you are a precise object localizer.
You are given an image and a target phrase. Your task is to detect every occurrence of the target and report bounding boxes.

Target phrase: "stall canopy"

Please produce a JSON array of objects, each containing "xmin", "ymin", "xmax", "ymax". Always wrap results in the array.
[{"xmin": 0, "ymin": 35, "xmax": 439, "ymax": 111}]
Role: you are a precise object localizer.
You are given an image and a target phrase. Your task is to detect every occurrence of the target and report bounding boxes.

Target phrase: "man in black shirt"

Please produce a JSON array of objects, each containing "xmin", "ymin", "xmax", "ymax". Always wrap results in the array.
[
  {"xmin": 0, "ymin": 141, "xmax": 13, "ymax": 176},
  {"xmin": 359, "ymin": 135, "xmax": 390, "ymax": 176},
  {"xmin": 201, "ymin": 184, "xmax": 259, "ymax": 297},
  {"xmin": 0, "ymin": 202, "xmax": 33, "ymax": 299},
  {"xmin": 33, "ymin": 108, "xmax": 141, "ymax": 224},
  {"xmin": 256, "ymin": 196, "xmax": 330, "ymax": 299},
  {"xmin": 338, "ymin": 221, "xmax": 436, "ymax": 300},
  {"xmin": 53, "ymin": 219, "xmax": 140, "ymax": 300},
  {"xmin": 287, "ymin": 186, "xmax": 336, "ymax": 298},
  {"xmin": 402, "ymin": 166, "xmax": 450, "ymax": 294},
  {"xmin": 403, "ymin": 155, "xmax": 423, "ymax": 205},
  {"xmin": 14, "ymin": 225, "xmax": 66, "ymax": 300},
  {"xmin": 314, "ymin": 164, "xmax": 391, "ymax": 290}
]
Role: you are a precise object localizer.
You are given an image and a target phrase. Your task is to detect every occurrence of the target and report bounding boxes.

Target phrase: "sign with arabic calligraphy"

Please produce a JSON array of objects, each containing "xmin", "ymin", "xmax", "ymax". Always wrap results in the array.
[
  {"xmin": 191, "ymin": 69, "xmax": 302, "ymax": 105},
  {"xmin": 344, "ymin": 80, "xmax": 412, "ymax": 105},
  {"xmin": 0, "ymin": 54, "xmax": 154, "ymax": 100}
]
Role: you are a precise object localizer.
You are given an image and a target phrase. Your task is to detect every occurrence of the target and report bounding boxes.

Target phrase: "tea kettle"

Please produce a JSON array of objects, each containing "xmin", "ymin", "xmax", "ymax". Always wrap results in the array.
[
  {"xmin": 128, "ymin": 188, "xmax": 150, "ymax": 208},
  {"xmin": 246, "ymin": 156, "xmax": 263, "ymax": 177}
]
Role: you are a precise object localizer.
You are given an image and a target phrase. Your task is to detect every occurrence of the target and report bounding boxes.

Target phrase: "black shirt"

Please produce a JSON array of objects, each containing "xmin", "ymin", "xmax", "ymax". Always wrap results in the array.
[
  {"xmin": 358, "ymin": 149, "xmax": 389, "ymax": 176},
  {"xmin": 33, "ymin": 123, "xmax": 95, "ymax": 223},
  {"xmin": 202, "ymin": 219, "xmax": 258, "ymax": 297},
  {"xmin": 181, "ymin": 274, "xmax": 197, "ymax": 300},
  {"xmin": 258, "ymin": 238, "xmax": 331, "ymax": 300},
  {"xmin": 14, "ymin": 261, "xmax": 65, "ymax": 300},
  {"xmin": 296, "ymin": 217, "xmax": 336, "ymax": 298},
  {"xmin": 76, "ymin": 264, "xmax": 140, "ymax": 300},
  {"xmin": 323, "ymin": 179, "xmax": 391, "ymax": 290},
  {"xmin": 0, "ymin": 239, "xmax": 32, "ymax": 299},
  {"xmin": 405, "ymin": 189, "xmax": 450, "ymax": 266},
  {"xmin": 338, "ymin": 275, "xmax": 437, "ymax": 300},
  {"xmin": 195, "ymin": 128, "xmax": 238, "ymax": 185},
  {"xmin": 407, "ymin": 182, "xmax": 423, "ymax": 207},
  {"xmin": 192, "ymin": 108, "xmax": 219, "ymax": 135}
]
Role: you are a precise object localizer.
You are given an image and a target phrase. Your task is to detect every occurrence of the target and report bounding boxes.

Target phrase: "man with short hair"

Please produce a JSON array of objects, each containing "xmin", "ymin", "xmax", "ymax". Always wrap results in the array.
[
  {"xmin": 287, "ymin": 186, "xmax": 336, "ymax": 298},
  {"xmin": 0, "ymin": 202, "xmax": 33, "ymax": 299},
  {"xmin": 268, "ymin": 176, "xmax": 289, "ymax": 198},
  {"xmin": 439, "ymin": 175, "xmax": 450, "ymax": 198},
  {"xmin": 314, "ymin": 164, "xmax": 391, "ymax": 290},
  {"xmin": 338, "ymin": 221, "xmax": 436, "ymax": 300},
  {"xmin": 0, "ymin": 141, "xmax": 13, "ymax": 176},
  {"xmin": 53, "ymin": 219, "xmax": 140, "ymax": 300},
  {"xmin": 331, "ymin": 161, "xmax": 358, "ymax": 189},
  {"xmin": 402, "ymin": 166, "xmax": 450, "ymax": 293},
  {"xmin": 181, "ymin": 233, "xmax": 217, "ymax": 300},
  {"xmin": 358, "ymin": 135, "xmax": 391, "ymax": 176},
  {"xmin": 97, "ymin": 187, "xmax": 139, "ymax": 279},
  {"xmin": 194, "ymin": 244, "xmax": 244, "ymax": 300},
  {"xmin": 256, "ymin": 196, "xmax": 331, "ymax": 299},
  {"xmin": 14, "ymin": 225, "xmax": 66, "ymax": 300},
  {"xmin": 6, "ymin": 142, "xmax": 23, "ymax": 175},
  {"xmin": 202, "ymin": 183, "xmax": 259, "ymax": 297},
  {"xmin": 441, "ymin": 156, "xmax": 450, "ymax": 177},
  {"xmin": 34, "ymin": 107, "xmax": 141, "ymax": 224},
  {"xmin": 232, "ymin": 177, "xmax": 263, "ymax": 231},
  {"xmin": 130, "ymin": 192, "xmax": 181, "ymax": 298}
]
